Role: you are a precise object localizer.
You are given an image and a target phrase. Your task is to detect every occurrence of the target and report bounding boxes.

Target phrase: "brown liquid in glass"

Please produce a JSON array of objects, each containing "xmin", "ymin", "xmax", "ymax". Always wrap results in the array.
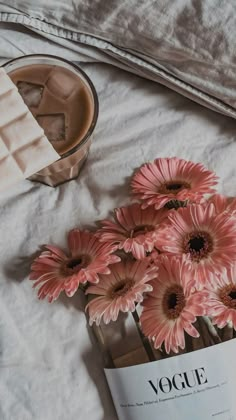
[{"xmin": 9, "ymin": 64, "xmax": 94, "ymax": 155}]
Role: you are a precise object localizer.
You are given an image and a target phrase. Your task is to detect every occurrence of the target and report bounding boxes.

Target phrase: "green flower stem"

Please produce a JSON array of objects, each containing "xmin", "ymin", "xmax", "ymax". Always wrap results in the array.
[
  {"xmin": 202, "ymin": 316, "xmax": 221, "ymax": 345},
  {"xmin": 80, "ymin": 288, "xmax": 115, "ymax": 368},
  {"xmin": 196, "ymin": 317, "xmax": 214, "ymax": 347},
  {"xmin": 79, "ymin": 283, "xmax": 88, "ymax": 293},
  {"xmin": 91, "ymin": 322, "xmax": 115, "ymax": 368},
  {"xmin": 184, "ymin": 332, "xmax": 194, "ymax": 353},
  {"xmin": 132, "ymin": 308, "xmax": 156, "ymax": 362},
  {"xmin": 221, "ymin": 324, "xmax": 234, "ymax": 342}
]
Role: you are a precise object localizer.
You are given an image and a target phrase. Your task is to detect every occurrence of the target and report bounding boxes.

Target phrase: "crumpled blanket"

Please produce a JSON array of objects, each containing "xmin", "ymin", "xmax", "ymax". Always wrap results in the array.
[{"xmin": 0, "ymin": 18, "xmax": 236, "ymax": 420}]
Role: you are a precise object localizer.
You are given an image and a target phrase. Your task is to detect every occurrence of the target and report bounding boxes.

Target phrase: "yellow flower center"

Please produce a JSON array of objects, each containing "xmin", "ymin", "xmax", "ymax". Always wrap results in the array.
[
  {"xmin": 183, "ymin": 231, "xmax": 213, "ymax": 261},
  {"xmin": 109, "ymin": 279, "xmax": 135, "ymax": 299},
  {"xmin": 219, "ymin": 284, "xmax": 236, "ymax": 309},
  {"xmin": 162, "ymin": 285, "xmax": 186, "ymax": 319}
]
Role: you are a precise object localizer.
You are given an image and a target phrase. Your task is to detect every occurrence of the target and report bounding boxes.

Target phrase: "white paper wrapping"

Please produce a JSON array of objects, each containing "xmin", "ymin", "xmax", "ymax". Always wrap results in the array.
[
  {"xmin": 0, "ymin": 68, "xmax": 60, "ymax": 190},
  {"xmin": 105, "ymin": 339, "xmax": 236, "ymax": 420}
]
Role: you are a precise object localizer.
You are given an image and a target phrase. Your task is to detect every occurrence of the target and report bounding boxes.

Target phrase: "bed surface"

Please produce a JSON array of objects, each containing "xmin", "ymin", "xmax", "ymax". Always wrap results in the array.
[{"xmin": 0, "ymin": 24, "xmax": 236, "ymax": 420}]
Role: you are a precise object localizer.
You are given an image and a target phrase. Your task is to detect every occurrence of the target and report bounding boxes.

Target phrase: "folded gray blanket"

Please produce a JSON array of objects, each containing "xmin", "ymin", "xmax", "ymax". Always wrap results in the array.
[{"xmin": 1, "ymin": 0, "xmax": 236, "ymax": 118}]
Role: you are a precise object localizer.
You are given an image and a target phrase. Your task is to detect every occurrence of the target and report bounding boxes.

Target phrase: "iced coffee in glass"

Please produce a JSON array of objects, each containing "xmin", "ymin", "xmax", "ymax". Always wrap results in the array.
[{"xmin": 3, "ymin": 55, "xmax": 98, "ymax": 186}]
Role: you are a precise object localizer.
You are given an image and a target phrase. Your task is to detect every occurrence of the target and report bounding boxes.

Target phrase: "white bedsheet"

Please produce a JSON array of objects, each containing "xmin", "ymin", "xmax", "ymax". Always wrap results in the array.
[{"xmin": 1, "ymin": 25, "xmax": 236, "ymax": 420}]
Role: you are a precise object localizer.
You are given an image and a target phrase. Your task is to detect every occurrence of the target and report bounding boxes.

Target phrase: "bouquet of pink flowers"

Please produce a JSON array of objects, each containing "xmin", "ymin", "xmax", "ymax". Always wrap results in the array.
[{"xmin": 29, "ymin": 157, "xmax": 236, "ymax": 418}]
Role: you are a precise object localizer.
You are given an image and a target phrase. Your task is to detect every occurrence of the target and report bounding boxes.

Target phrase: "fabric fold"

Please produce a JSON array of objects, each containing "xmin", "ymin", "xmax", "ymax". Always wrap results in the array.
[{"xmin": 1, "ymin": 1, "xmax": 236, "ymax": 119}]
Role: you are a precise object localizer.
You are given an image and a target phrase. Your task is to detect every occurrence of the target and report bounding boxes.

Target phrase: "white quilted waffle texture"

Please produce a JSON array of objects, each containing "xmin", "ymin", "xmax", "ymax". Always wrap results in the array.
[{"xmin": 0, "ymin": 68, "xmax": 60, "ymax": 189}]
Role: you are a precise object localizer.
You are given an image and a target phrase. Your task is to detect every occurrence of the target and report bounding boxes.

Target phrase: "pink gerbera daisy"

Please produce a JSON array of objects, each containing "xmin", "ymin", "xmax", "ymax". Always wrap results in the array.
[
  {"xmin": 86, "ymin": 259, "xmax": 158, "ymax": 325},
  {"xmin": 131, "ymin": 157, "xmax": 218, "ymax": 210},
  {"xmin": 30, "ymin": 229, "xmax": 120, "ymax": 302},
  {"xmin": 140, "ymin": 256, "xmax": 208, "ymax": 353},
  {"xmin": 208, "ymin": 194, "xmax": 236, "ymax": 216},
  {"xmin": 97, "ymin": 203, "xmax": 167, "ymax": 259},
  {"xmin": 155, "ymin": 203, "xmax": 236, "ymax": 287},
  {"xmin": 205, "ymin": 264, "xmax": 236, "ymax": 329}
]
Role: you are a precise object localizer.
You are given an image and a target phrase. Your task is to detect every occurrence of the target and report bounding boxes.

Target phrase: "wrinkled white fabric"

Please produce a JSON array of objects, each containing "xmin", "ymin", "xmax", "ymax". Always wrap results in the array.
[
  {"xmin": 1, "ymin": 1, "xmax": 236, "ymax": 118},
  {"xmin": 1, "ymin": 24, "xmax": 236, "ymax": 420}
]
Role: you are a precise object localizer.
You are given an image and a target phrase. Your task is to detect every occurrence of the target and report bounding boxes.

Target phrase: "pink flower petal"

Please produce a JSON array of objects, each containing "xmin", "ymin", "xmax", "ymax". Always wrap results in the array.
[
  {"xmin": 131, "ymin": 157, "xmax": 218, "ymax": 210},
  {"xmin": 140, "ymin": 256, "xmax": 206, "ymax": 353},
  {"xmin": 97, "ymin": 203, "xmax": 167, "ymax": 258},
  {"xmin": 29, "ymin": 229, "xmax": 120, "ymax": 301},
  {"xmin": 86, "ymin": 260, "xmax": 158, "ymax": 325}
]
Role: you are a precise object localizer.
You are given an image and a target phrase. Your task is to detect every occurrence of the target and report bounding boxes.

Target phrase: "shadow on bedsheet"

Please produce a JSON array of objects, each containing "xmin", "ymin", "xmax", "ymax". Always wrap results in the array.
[
  {"xmin": 58, "ymin": 292, "xmax": 118, "ymax": 419},
  {"xmin": 4, "ymin": 257, "xmax": 117, "ymax": 419},
  {"xmin": 185, "ymin": 103, "xmax": 236, "ymax": 138},
  {"xmin": 3, "ymin": 250, "xmax": 42, "ymax": 282},
  {"xmin": 81, "ymin": 345, "xmax": 118, "ymax": 420}
]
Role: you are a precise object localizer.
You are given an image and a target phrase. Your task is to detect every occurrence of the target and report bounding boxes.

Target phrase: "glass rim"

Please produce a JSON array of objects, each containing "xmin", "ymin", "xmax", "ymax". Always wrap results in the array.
[{"xmin": 3, "ymin": 53, "xmax": 99, "ymax": 160}]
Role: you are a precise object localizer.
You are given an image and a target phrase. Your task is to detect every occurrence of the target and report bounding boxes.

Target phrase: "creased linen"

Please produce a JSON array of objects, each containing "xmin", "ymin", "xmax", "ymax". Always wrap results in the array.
[
  {"xmin": 1, "ymin": 1, "xmax": 236, "ymax": 118},
  {"xmin": 0, "ymin": 21, "xmax": 236, "ymax": 420}
]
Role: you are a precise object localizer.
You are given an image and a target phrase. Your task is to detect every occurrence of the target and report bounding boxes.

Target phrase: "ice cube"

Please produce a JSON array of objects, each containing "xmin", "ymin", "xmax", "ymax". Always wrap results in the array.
[
  {"xmin": 17, "ymin": 81, "xmax": 44, "ymax": 108},
  {"xmin": 36, "ymin": 114, "xmax": 65, "ymax": 142},
  {"xmin": 46, "ymin": 68, "xmax": 78, "ymax": 99}
]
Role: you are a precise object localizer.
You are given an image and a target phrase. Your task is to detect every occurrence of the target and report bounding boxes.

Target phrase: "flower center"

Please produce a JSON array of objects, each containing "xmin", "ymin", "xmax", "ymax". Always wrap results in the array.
[
  {"xmin": 63, "ymin": 255, "xmax": 91, "ymax": 275},
  {"xmin": 162, "ymin": 285, "xmax": 186, "ymax": 319},
  {"xmin": 67, "ymin": 258, "xmax": 82, "ymax": 269},
  {"xmin": 159, "ymin": 181, "xmax": 190, "ymax": 195},
  {"xmin": 109, "ymin": 279, "xmax": 135, "ymax": 299},
  {"xmin": 183, "ymin": 231, "xmax": 213, "ymax": 261},
  {"xmin": 164, "ymin": 200, "xmax": 188, "ymax": 210},
  {"xmin": 229, "ymin": 291, "xmax": 236, "ymax": 299},
  {"xmin": 219, "ymin": 284, "xmax": 236, "ymax": 309},
  {"xmin": 166, "ymin": 183, "xmax": 185, "ymax": 191},
  {"xmin": 130, "ymin": 224, "xmax": 153, "ymax": 238}
]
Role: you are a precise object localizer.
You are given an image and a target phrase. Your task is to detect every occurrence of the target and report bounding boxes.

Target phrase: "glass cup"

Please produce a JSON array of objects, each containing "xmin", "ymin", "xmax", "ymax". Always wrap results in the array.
[{"xmin": 3, "ymin": 54, "xmax": 99, "ymax": 187}]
